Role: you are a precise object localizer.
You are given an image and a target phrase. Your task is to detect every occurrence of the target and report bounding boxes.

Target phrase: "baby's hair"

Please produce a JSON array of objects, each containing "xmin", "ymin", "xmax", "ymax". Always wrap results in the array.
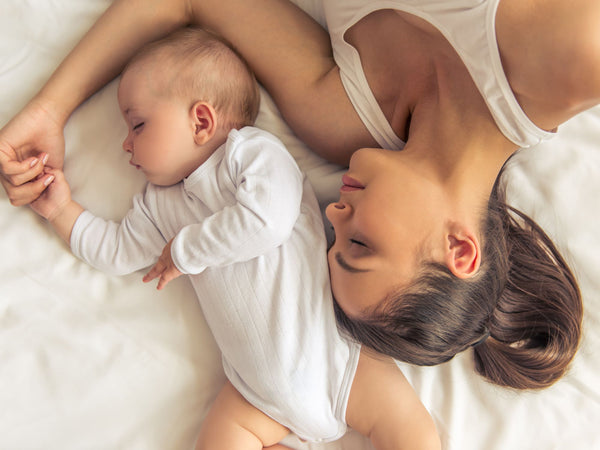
[
  {"xmin": 124, "ymin": 27, "xmax": 260, "ymax": 130},
  {"xmin": 334, "ymin": 167, "xmax": 583, "ymax": 390}
]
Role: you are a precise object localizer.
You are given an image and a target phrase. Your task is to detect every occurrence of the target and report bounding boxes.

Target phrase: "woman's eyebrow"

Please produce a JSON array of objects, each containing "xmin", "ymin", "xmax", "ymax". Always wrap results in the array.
[{"xmin": 335, "ymin": 252, "xmax": 370, "ymax": 273}]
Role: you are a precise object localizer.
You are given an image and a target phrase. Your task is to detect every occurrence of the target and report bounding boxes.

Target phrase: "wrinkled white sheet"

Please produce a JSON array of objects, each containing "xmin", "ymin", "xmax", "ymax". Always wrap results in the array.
[{"xmin": 1, "ymin": 1, "xmax": 598, "ymax": 449}]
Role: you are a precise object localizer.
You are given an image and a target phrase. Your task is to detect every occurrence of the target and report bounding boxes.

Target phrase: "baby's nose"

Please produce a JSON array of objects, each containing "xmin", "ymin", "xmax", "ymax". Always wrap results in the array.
[{"xmin": 122, "ymin": 136, "xmax": 132, "ymax": 152}]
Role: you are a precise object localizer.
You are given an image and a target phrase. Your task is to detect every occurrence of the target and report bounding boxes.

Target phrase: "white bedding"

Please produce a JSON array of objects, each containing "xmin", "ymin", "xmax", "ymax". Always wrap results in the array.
[{"xmin": 1, "ymin": 1, "xmax": 599, "ymax": 449}]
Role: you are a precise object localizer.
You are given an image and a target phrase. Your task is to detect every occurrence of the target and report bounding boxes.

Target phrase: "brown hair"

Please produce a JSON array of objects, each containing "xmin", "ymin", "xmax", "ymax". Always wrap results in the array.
[
  {"xmin": 334, "ymin": 175, "xmax": 583, "ymax": 390},
  {"xmin": 124, "ymin": 27, "xmax": 260, "ymax": 130}
]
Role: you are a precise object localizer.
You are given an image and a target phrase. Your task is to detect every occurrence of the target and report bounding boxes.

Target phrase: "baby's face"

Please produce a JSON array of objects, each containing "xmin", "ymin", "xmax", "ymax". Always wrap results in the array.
[{"xmin": 117, "ymin": 68, "xmax": 207, "ymax": 186}]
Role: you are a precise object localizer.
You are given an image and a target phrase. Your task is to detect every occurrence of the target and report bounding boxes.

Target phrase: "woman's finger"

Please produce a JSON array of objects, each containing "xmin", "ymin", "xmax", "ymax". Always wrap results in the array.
[
  {"xmin": 0, "ymin": 150, "xmax": 48, "ymax": 182},
  {"xmin": 1, "ymin": 173, "xmax": 54, "ymax": 206}
]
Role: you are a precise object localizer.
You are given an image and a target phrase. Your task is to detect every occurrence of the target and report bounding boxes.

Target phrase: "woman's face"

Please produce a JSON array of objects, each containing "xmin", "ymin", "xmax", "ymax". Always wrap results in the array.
[{"xmin": 326, "ymin": 148, "xmax": 445, "ymax": 317}]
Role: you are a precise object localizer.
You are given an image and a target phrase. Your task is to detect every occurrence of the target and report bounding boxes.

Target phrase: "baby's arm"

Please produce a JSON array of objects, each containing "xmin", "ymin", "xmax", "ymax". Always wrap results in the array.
[
  {"xmin": 171, "ymin": 131, "xmax": 304, "ymax": 276},
  {"xmin": 29, "ymin": 168, "xmax": 84, "ymax": 243},
  {"xmin": 31, "ymin": 171, "xmax": 165, "ymax": 276},
  {"xmin": 346, "ymin": 350, "xmax": 441, "ymax": 450},
  {"xmin": 69, "ymin": 191, "xmax": 166, "ymax": 276}
]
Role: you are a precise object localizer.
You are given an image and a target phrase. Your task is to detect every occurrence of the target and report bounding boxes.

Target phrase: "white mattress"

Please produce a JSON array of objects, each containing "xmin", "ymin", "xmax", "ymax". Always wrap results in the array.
[{"xmin": 1, "ymin": 1, "xmax": 598, "ymax": 449}]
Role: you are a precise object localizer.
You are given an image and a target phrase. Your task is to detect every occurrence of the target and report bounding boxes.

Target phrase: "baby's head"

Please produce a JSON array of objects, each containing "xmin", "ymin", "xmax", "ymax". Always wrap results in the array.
[{"xmin": 117, "ymin": 27, "xmax": 260, "ymax": 185}]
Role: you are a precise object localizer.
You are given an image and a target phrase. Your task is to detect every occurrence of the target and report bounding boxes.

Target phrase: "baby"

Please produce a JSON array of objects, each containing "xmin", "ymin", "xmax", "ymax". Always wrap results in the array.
[{"xmin": 29, "ymin": 28, "xmax": 439, "ymax": 449}]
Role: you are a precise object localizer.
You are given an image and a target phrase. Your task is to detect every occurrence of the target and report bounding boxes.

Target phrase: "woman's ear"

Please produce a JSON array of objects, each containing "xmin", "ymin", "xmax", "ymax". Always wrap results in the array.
[
  {"xmin": 444, "ymin": 228, "xmax": 481, "ymax": 279},
  {"xmin": 190, "ymin": 101, "xmax": 218, "ymax": 146}
]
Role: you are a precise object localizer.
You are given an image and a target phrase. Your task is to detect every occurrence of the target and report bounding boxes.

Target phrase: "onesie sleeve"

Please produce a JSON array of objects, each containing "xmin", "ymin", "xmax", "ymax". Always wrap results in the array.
[
  {"xmin": 171, "ymin": 130, "xmax": 304, "ymax": 274},
  {"xmin": 70, "ymin": 190, "xmax": 166, "ymax": 276}
]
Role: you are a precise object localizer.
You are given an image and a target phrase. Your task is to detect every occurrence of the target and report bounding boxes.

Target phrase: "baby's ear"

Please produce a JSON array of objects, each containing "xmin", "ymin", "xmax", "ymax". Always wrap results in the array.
[
  {"xmin": 190, "ymin": 101, "xmax": 218, "ymax": 145},
  {"xmin": 444, "ymin": 227, "xmax": 481, "ymax": 279}
]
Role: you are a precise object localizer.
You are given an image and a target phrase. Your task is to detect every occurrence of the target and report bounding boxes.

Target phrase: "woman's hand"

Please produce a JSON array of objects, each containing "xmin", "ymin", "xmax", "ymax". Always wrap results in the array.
[
  {"xmin": 29, "ymin": 168, "xmax": 72, "ymax": 221},
  {"xmin": 0, "ymin": 99, "xmax": 66, "ymax": 206}
]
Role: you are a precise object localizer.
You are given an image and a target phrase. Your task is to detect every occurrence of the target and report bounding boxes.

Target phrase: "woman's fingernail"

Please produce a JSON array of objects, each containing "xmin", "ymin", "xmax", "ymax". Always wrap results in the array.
[
  {"xmin": 30, "ymin": 158, "xmax": 39, "ymax": 168},
  {"xmin": 42, "ymin": 154, "xmax": 49, "ymax": 165},
  {"xmin": 44, "ymin": 175, "xmax": 55, "ymax": 186}
]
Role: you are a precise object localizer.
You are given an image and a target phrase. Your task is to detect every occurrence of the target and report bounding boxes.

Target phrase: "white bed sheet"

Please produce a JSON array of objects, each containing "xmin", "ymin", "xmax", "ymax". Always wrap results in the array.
[{"xmin": 1, "ymin": 1, "xmax": 599, "ymax": 449}]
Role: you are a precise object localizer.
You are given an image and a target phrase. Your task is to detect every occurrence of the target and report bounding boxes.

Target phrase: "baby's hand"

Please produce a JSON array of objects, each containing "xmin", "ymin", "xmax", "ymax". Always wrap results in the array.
[
  {"xmin": 29, "ymin": 168, "xmax": 72, "ymax": 221},
  {"xmin": 143, "ymin": 239, "xmax": 183, "ymax": 290}
]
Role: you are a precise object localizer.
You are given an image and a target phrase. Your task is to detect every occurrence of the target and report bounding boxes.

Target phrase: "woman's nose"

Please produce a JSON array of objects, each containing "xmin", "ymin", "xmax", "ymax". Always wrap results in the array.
[{"xmin": 325, "ymin": 201, "xmax": 352, "ymax": 225}]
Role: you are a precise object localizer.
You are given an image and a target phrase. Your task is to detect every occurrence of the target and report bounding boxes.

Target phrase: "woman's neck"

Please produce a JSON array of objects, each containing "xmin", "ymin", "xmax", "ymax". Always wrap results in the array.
[
  {"xmin": 403, "ymin": 63, "xmax": 517, "ymax": 219},
  {"xmin": 348, "ymin": 7, "xmax": 518, "ymax": 213}
]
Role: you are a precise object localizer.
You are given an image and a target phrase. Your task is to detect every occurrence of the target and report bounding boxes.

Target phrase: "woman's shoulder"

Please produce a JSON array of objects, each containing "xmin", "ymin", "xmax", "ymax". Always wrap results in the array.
[{"xmin": 496, "ymin": 0, "xmax": 600, "ymax": 127}]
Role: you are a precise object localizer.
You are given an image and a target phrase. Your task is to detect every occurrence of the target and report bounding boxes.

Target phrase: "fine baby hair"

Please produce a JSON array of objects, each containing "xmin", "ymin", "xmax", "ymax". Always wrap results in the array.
[
  {"xmin": 124, "ymin": 27, "xmax": 260, "ymax": 131},
  {"xmin": 335, "ymin": 166, "xmax": 583, "ymax": 390}
]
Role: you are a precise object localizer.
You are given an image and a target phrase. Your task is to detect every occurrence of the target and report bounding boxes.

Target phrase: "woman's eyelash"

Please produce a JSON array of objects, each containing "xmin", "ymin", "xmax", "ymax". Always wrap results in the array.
[
  {"xmin": 133, "ymin": 122, "xmax": 144, "ymax": 131},
  {"xmin": 350, "ymin": 238, "xmax": 367, "ymax": 247}
]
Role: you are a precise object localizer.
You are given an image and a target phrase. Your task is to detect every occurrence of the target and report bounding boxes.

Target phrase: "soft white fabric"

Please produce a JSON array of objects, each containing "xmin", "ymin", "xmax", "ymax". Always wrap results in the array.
[
  {"xmin": 71, "ymin": 126, "xmax": 360, "ymax": 442},
  {"xmin": 1, "ymin": 1, "xmax": 599, "ymax": 449},
  {"xmin": 323, "ymin": 0, "xmax": 555, "ymax": 149}
]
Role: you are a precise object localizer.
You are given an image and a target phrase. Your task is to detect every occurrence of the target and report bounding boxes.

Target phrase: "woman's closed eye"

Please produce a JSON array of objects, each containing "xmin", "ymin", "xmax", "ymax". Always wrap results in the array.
[
  {"xmin": 349, "ymin": 238, "xmax": 373, "ymax": 257},
  {"xmin": 133, "ymin": 122, "xmax": 145, "ymax": 132},
  {"xmin": 350, "ymin": 238, "xmax": 367, "ymax": 248}
]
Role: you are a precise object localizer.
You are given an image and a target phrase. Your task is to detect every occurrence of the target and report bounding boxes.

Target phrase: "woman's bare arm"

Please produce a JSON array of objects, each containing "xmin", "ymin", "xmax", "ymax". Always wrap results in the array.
[
  {"xmin": 46, "ymin": 0, "xmax": 374, "ymax": 162},
  {"xmin": 347, "ymin": 350, "xmax": 441, "ymax": 450},
  {"xmin": 186, "ymin": 0, "xmax": 375, "ymax": 162},
  {"xmin": 2, "ymin": 0, "xmax": 371, "ymax": 204},
  {"xmin": 37, "ymin": 0, "xmax": 190, "ymax": 125},
  {"xmin": 497, "ymin": 0, "xmax": 600, "ymax": 130},
  {"xmin": 1, "ymin": 0, "xmax": 190, "ymax": 205}
]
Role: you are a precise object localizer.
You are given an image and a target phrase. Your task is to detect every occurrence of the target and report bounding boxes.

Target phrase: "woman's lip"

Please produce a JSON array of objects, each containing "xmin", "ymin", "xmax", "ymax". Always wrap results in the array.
[
  {"xmin": 129, "ymin": 160, "xmax": 140, "ymax": 169},
  {"xmin": 341, "ymin": 174, "xmax": 364, "ymax": 192}
]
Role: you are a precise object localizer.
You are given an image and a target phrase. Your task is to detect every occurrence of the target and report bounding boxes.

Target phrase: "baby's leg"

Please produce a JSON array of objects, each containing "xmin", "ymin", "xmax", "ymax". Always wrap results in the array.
[{"xmin": 195, "ymin": 381, "xmax": 290, "ymax": 449}]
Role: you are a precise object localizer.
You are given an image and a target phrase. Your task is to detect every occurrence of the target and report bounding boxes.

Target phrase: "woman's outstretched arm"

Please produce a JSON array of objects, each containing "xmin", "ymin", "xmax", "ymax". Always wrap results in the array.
[
  {"xmin": 186, "ymin": 0, "xmax": 375, "ymax": 161},
  {"xmin": 1, "ymin": 0, "xmax": 376, "ymax": 205},
  {"xmin": 0, "ymin": 0, "xmax": 190, "ymax": 204},
  {"xmin": 37, "ymin": 0, "xmax": 190, "ymax": 127}
]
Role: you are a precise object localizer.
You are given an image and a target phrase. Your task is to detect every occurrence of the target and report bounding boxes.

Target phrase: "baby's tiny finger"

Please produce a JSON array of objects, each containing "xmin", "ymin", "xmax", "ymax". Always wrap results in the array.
[
  {"xmin": 157, "ymin": 276, "xmax": 169, "ymax": 290},
  {"xmin": 143, "ymin": 267, "xmax": 159, "ymax": 282}
]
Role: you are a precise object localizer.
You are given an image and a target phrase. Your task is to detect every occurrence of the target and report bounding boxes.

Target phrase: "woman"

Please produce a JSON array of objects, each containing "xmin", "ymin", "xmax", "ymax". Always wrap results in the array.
[{"xmin": 0, "ymin": 0, "xmax": 591, "ymax": 389}]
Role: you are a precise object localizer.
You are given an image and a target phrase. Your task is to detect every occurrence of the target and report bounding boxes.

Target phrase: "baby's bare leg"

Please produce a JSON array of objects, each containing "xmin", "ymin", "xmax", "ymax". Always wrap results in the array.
[{"xmin": 195, "ymin": 381, "xmax": 290, "ymax": 449}]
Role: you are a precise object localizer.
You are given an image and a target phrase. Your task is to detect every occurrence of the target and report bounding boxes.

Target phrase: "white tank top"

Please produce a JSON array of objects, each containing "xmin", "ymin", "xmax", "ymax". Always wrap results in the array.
[{"xmin": 323, "ymin": 0, "xmax": 555, "ymax": 149}]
